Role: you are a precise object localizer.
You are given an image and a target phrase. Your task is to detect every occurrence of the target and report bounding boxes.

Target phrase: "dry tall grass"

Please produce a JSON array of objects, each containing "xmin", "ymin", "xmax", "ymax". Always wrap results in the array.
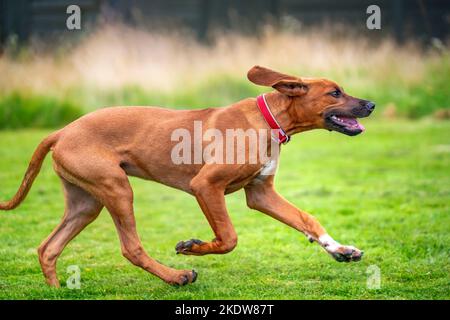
[
  {"xmin": 0, "ymin": 23, "xmax": 448, "ymax": 126},
  {"xmin": 0, "ymin": 23, "xmax": 443, "ymax": 94}
]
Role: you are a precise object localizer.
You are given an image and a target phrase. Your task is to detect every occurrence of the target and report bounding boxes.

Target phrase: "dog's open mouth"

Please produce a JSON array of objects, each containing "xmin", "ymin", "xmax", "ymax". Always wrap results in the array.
[{"xmin": 325, "ymin": 114, "xmax": 365, "ymax": 136}]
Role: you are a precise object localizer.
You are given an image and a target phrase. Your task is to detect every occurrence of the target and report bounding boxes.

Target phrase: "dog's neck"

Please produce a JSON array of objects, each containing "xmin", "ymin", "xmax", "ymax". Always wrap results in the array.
[{"xmin": 264, "ymin": 91, "xmax": 318, "ymax": 135}]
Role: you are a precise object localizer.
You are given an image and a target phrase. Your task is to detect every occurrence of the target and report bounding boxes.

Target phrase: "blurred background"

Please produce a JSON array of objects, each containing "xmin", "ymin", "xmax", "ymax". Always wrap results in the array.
[
  {"xmin": 0, "ymin": 0, "xmax": 448, "ymax": 128},
  {"xmin": 0, "ymin": 1, "xmax": 449, "ymax": 300}
]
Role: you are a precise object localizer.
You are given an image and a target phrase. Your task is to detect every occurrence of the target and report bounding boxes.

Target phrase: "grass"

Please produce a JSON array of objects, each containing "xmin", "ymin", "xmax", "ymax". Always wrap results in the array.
[
  {"xmin": 0, "ymin": 22, "xmax": 449, "ymax": 299},
  {"xmin": 0, "ymin": 119, "xmax": 449, "ymax": 299}
]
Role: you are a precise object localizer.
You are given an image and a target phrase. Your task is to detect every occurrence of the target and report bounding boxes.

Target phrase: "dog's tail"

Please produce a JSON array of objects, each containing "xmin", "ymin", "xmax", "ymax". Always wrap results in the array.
[{"xmin": 0, "ymin": 131, "xmax": 60, "ymax": 211}]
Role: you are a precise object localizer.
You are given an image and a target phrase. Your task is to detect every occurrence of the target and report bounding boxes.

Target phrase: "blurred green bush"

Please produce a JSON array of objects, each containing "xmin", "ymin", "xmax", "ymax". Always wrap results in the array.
[
  {"xmin": 0, "ymin": 26, "xmax": 448, "ymax": 129},
  {"xmin": 1, "ymin": 58, "xmax": 448, "ymax": 129},
  {"xmin": 0, "ymin": 92, "xmax": 83, "ymax": 129}
]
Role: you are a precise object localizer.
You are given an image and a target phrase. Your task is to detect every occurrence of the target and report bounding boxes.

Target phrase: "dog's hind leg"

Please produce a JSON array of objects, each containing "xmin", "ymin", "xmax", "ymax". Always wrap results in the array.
[
  {"xmin": 50, "ymin": 148, "xmax": 197, "ymax": 286},
  {"xmin": 38, "ymin": 178, "xmax": 103, "ymax": 287},
  {"xmin": 99, "ymin": 175, "xmax": 197, "ymax": 286}
]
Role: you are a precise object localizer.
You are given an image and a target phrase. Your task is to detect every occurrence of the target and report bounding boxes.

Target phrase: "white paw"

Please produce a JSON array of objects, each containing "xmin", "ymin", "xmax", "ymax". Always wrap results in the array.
[{"xmin": 319, "ymin": 235, "xmax": 364, "ymax": 262}]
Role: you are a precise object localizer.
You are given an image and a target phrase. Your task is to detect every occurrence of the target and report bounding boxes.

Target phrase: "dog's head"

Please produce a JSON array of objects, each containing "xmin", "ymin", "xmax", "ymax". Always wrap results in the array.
[{"xmin": 247, "ymin": 66, "xmax": 375, "ymax": 136}]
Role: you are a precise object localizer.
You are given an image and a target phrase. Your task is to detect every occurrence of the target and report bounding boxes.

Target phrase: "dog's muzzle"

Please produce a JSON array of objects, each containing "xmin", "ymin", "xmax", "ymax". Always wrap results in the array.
[{"xmin": 324, "ymin": 101, "xmax": 375, "ymax": 136}]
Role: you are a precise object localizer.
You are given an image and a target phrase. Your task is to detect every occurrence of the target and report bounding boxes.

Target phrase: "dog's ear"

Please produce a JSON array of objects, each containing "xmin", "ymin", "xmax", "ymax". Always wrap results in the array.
[{"xmin": 247, "ymin": 65, "xmax": 307, "ymax": 96}]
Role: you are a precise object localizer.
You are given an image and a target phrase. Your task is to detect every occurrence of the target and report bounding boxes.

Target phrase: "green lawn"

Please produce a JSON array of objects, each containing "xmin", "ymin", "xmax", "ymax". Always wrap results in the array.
[{"xmin": 0, "ymin": 119, "xmax": 449, "ymax": 299}]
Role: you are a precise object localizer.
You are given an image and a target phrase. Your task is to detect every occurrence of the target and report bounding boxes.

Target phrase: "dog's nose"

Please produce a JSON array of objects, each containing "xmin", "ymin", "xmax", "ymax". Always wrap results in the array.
[{"xmin": 366, "ymin": 102, "xmax": 375, "ymax": 112}]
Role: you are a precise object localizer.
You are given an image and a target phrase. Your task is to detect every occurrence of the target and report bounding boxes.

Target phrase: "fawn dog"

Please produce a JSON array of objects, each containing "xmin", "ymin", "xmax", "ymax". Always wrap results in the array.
[{"xmin": 0, "ymin": 66, "xmax": 375, "ymax": 287}]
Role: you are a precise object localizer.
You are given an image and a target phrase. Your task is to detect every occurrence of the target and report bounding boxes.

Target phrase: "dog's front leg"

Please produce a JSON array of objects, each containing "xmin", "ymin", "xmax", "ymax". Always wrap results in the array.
[
  {"xmin": 175, "ymin": 168, "xmax": 238, "ymax": 256},
  {"xmin": 244, "ymin": 177, "xmax": 363, "ymax": 262}
]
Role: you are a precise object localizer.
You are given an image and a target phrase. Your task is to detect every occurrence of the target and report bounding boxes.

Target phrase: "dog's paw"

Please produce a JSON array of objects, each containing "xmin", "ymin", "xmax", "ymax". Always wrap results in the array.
[
  {"xmin": 175, "ymin": 239, "xmax": 205, "ymax": 254},
  {"xmin": 167, "ymin": 269, "xmax": 198, "ymax": 286},
  {"xmin": 328, "ymin": 245, "xmax": 364, "ymax": 262},
  {"xmin": 319, "ymin": 235, "xmax": 363, "ymax": 263}
]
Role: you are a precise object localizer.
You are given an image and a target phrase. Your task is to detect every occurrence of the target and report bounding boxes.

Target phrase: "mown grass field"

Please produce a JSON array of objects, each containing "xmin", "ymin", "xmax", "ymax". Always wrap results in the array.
[{"xmin": 0, "ymin": 119, "xmax": 449, "ymax": 299}]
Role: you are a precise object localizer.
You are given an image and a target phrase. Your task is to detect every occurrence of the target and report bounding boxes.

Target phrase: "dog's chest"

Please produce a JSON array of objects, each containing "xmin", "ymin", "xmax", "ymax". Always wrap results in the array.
[
  {"xmin": 225, "ymin": 160, "xmax": 278, "ymax": 194},
  {"xmin": 259, "ymin": 159, "xmax": 278, "ymax": 176},
  {"xmin": 251, "ymin": 159, "xmax": 278, "ymax": 184}
]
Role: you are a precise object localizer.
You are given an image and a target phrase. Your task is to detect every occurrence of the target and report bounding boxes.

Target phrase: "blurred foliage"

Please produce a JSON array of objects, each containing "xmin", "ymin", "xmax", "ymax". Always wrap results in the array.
[
  {"xmin": 0, "ymin": 55, "xmax": 448, "ymax": 129},
  {"xmin": 350, "ymin": 53, "xmax": 450, "ymax": 118},
  {"xmin": 0, "ymin": 92, "xmax": 83, "ymax": 129},
  {"xmin": 0, "ymin": 24, "xmax": 449, "ymax": 128}
]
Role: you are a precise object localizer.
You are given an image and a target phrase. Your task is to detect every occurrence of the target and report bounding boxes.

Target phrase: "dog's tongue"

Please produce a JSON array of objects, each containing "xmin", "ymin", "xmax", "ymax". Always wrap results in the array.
[
  {"xmin": 340, "ymin": 116, "xmax": 365, "ymax": 131},
  {"xmin": 356, "ymin": 122, "xmax": 365, "ymax": 131}
]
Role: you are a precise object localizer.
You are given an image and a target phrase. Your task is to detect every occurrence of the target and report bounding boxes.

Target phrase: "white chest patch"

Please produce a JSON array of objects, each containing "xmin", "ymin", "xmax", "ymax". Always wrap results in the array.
[{"xmin": 259, "ymin": 159, "xmax": 278, "ymax": 176}]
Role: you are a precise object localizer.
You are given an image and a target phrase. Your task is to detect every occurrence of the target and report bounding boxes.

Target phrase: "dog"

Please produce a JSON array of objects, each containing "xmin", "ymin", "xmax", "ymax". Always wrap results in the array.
[{"xmin": 0, "ymin": 66, "xmax": 375, "ymax": 287}]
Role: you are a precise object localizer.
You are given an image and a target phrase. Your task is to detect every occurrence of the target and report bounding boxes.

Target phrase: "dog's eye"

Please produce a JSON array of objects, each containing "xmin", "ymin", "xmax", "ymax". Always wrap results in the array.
[{"xmin": 330, "ymin": 90, "xmax": 341, "ymax": 98}]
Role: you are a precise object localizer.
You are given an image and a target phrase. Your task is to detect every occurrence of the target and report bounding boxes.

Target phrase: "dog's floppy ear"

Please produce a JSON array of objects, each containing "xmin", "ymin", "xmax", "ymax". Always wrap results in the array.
[{"xmin": 247, "ymin": 65, "xmax": 307, "ymax": 96}]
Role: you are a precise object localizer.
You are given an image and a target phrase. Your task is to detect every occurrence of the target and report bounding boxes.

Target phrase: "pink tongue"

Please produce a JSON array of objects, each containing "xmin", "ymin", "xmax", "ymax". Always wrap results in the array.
[
  {"xmin": 340, "ymin": 116, "xmax": 365, "ymax": 131},
  {"xmin": 356, "ymin": 122, "xmax": 365, "ymax": 131}
]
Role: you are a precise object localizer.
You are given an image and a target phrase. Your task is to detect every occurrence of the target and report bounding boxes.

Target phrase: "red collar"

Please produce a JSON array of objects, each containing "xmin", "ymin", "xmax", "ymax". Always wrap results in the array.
[{"xmin": 256, "ymin": 94, "xmax": 290, "ymax": 144}]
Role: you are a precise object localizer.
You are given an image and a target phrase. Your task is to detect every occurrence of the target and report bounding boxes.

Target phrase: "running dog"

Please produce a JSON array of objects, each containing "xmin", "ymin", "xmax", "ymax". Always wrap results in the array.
[{"xmin": 0, "ymin": 66, "xmax": 375, "ymax": 286}]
